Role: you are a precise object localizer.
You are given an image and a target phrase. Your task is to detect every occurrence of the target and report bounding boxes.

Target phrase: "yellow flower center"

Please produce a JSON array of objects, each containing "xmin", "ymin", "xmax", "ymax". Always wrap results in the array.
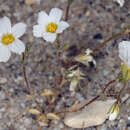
[
  {"xmin": 2, "ymin": 33, "xmax": 15, "ymax": 46},
  {"xmin": 46, "ymin": 22, "xmax": 58, "ymax": 33}
]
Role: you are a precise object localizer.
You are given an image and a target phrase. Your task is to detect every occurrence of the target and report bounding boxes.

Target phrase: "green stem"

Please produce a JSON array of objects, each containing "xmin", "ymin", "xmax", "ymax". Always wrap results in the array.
[{"xmin": 116, "ymin": 81, "xmax": 127, "ymax": 103}]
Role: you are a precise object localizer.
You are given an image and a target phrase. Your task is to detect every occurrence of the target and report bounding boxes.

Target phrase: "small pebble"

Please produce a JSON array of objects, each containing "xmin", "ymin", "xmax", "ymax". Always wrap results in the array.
[
  {"xmin": 93, "ymin": 33, "xmax": 103, "ymax": 39},
  {"xmin": 0, "ymin": 91, "xmax": 6, "ymax": 100},
  {"xmin": 23, "ymin": 117, "xmax": 32, "ymax": 126},
  {"xmin": 100, "ymin": 125, "xmax": 107, "ymax": 130},
  {"xmin": 0, "ymin": 77, "xmax": 7, "ymax": 84},
  {"xmin": 64, "ymin": 99, "xmax": 116, "ymax": 128},
  {"xmin": 0, "ymin": 107, "xmax": 6, "ymax": 112}
]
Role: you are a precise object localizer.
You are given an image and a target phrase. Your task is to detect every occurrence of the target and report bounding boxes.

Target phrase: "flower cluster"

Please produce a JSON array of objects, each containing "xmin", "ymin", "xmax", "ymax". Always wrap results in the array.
[{"xmin": 0, "ymin": 8, "xmax": 69, "ymax": 62}]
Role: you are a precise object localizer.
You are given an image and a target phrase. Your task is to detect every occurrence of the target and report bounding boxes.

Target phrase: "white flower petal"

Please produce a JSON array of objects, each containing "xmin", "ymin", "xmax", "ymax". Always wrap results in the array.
[
  {"xmin": 0, "ymin": 43, "xmax": 11, "ymax": 62},
  {"xmin": 0, "ymin": 16, "xmax": 11, "ymax": 36},
  {"xmin": 43, "ymin": 32, "xmax": 56, "ymax": 43},
  {"xmin": 49, "ymin": 8, "xmax": 62, "ymax": 23},
  {"xmin": 119, "ymin": 41, "xmax": 130, "ymax": 67},
  {"xmin": 109, "ymin": 112, "xmax": 118, "ymax": 121},
  {"xmin": 9, "ymin": 39, "xmax": 25, "ymax": 55},
  {"xmin": 12, "ymin": 23, "xmax": 26, "ymax": 38},
  {"xmin": 38, "ymin": 11, "xmax": 50, "ymax": 26},
  {"xmin": 56, "ymin": 21, "xmax": 69, "ymax": 33},
  {"xmin": 33, "ymin": 25, "xmax": 44, "ymax": 37}
]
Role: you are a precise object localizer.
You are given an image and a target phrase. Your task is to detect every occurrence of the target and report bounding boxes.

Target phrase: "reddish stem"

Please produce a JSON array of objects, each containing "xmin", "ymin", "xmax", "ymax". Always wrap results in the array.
[
  {"xmin": 22, "ymin": 53, "xmax": 31, "ymax": 94},
  {"xmin": 77, "ymin": 78, "xmax": 118, "ymax": 111},
  {"xmin": 64, "ymin": 1, "xmax": 71, "ymax": 21},
  {"xmin": 93, "ymin": 32, "xmax": 123, "ymax": 53}
]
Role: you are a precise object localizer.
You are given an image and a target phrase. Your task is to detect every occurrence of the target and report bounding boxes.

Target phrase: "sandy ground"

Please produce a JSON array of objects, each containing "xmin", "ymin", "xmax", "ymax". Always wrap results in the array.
[{"xmin": 0, "ymin": 0, "xmax": 130, "ymax": 130}]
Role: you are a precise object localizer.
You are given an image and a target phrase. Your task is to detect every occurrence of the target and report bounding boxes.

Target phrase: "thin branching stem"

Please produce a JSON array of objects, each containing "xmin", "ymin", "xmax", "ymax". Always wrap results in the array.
[
  {"xmin": 93, "ymin": 28, "xmax": 130, "ymax": 53},
  {"xmin": 93, "ymin": 32, "xmax": 123, "ymax": 53},
  {"xmin": 54, "ymin": 0, "xmax": 72, "ymax": 87},
  {"xmin": 55, "ymin": 110, "xmax": 71, "ymax": 115},
  {"xmin": 55, "ymin": 77, "xmax": 118, "ymax": 115},
  {"xmin": 64, "ymin": 0, "xmax": 71, "ymax": 21},
  {"xmin": 77, "ymin": 77, "xmax": 118, "ymax": 111},
  {"xmin": 22, "ymin": 53, "xmax": 31, "ymax": 94},
  {"xmin": 56, "ymin": 0, "xmax": 72, "ymax": 64}
]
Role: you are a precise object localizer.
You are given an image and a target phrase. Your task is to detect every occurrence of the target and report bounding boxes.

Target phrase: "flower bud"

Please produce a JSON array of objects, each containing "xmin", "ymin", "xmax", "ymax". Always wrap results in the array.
[
  {"xmin": 74, "ymin": 48, "xmax": 96, "ymax": 67},
  {"xmin": 108, "ymin": 103, "xmax": 120, "ymax": 121},
  {"xmin": 67, "ymin": 68, "xmax": 85, "ymax": 91},
  {"xmin": 69, "ymin": 78, "xmax": 79, "ymax": 91}
]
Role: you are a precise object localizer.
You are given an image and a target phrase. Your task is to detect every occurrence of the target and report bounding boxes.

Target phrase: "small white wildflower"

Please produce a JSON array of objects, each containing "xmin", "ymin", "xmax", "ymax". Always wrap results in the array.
[
  {"xmin": 33, "ymin": 8, "xmax": 69, "ymax": 43},
  {"xmin": 119, "ymin": 41, "xmax": 130, "ymax": 67},
  {"xmin": 108, "ymin": 103, "xmax": 119, "ymax": 121},
  {"xmin": 113, "ymin": 0, "xmax": 125, "ymax": 7},
  {"xmin": 0, "ymin": 16, "xmax": 26, "ymax": 62}
]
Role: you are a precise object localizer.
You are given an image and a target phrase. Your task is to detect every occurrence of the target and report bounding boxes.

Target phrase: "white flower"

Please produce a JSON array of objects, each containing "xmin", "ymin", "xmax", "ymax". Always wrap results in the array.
[
  {"xmin": 113, "ymin": 0, "xmax": 125, "ymax": 7},
  {"xmin": 33, "ymin": 8, "xmax": 69, "ymax": 43},
  {"xmin": 119, "ymin": 41, "xmax": 130, "ymax": 67},
  {"xmin": 108, "ymin": 103, "xmax": 119, "ymax": 121},
  {"xmin": 0, "ymin": 16, "xmax": 26, "ymax": 62}
]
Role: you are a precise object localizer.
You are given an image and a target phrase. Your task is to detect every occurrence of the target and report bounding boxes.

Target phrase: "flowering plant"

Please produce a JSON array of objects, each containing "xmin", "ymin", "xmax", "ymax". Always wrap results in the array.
[{"xmin": 0, "ymin": 0, "xmax": 130, "ymax": 129}]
